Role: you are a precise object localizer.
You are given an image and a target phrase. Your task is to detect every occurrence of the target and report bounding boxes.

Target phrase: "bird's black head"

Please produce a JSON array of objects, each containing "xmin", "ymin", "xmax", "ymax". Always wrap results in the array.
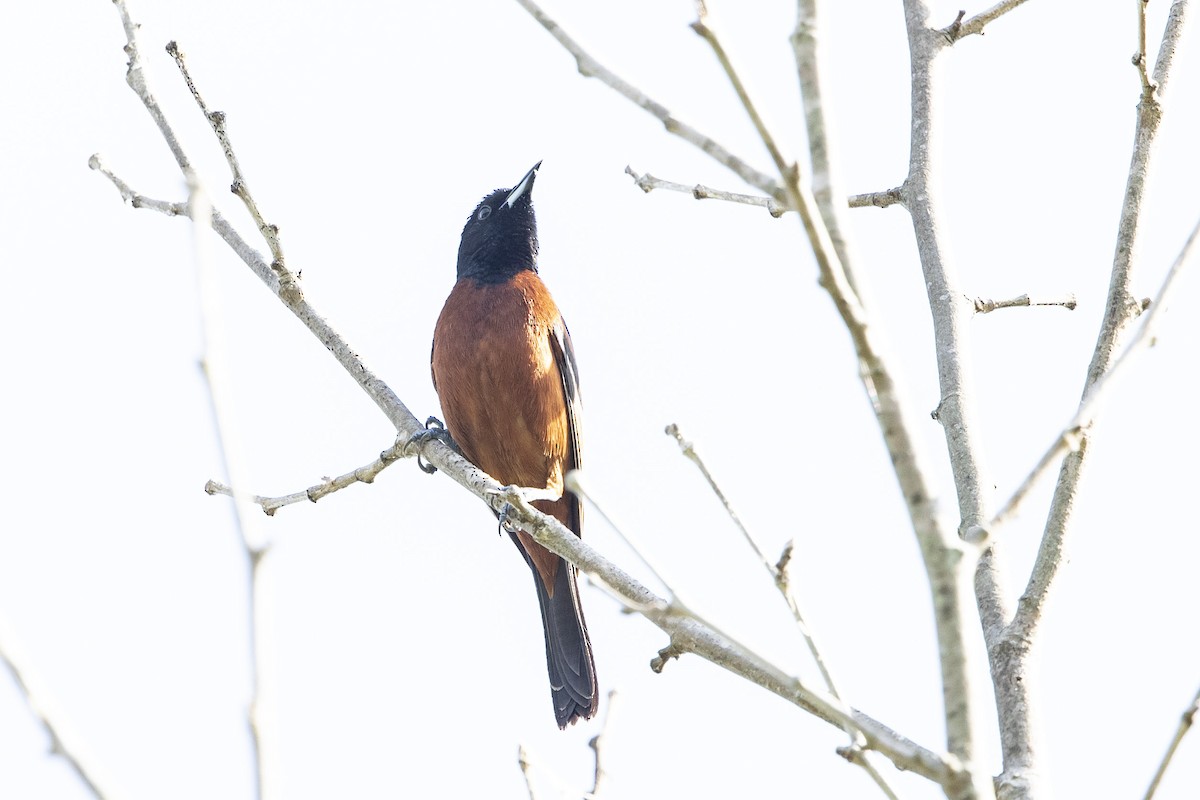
[{"xmin": 456, "ymin": 161, "xmax": 541, "ymax": 283}]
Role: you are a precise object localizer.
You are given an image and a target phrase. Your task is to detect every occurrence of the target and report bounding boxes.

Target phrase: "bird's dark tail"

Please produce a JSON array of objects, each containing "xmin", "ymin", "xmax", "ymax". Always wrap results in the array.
[{"xmin": 528, "ymin": 553, "xmax": 597, "ymax": 728}]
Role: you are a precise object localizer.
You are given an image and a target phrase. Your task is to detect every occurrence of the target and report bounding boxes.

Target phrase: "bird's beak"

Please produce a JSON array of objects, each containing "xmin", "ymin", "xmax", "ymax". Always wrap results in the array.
[{"xmin": 504, "ymin": 161, "xmax": 542, "ymax": 209}]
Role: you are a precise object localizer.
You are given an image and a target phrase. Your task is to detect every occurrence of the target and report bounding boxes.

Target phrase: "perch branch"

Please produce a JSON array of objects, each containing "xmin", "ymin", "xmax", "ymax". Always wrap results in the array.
[{"xmin": 97, "ymin": 2, "xmax": 957, "ymax": 786}]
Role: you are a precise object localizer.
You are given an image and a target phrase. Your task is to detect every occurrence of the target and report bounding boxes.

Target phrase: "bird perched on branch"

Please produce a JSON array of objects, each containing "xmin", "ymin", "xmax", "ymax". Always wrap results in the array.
[{"xmin": 430, "ymin": 162, "xmax": 598, "ymax": 728}]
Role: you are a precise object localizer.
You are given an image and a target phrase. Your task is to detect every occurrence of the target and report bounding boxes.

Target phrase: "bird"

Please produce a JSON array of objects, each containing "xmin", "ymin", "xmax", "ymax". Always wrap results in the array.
[{"xmin": 430, "ymin": 162, "xmax": 598, "ymax": 728}]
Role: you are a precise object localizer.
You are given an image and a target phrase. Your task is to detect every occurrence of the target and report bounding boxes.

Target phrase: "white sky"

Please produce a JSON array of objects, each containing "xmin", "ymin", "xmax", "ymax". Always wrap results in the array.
[{"xmin": 2, "ymin": 1, "xmax": 1198, "ymax": 799}]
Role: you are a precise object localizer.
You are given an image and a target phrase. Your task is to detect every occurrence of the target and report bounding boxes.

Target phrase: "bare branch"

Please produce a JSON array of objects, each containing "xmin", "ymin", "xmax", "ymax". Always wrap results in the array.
[
  {"xmin": 187, "ymin": 172, "xmax": 269, "ymax": 800},
  {"xmin": 663, "ymin": 423, "xmax": 901, "ymax": 798},
  {"xmin": 565, "ymin": 471, "xmax": 686, "ymax": 610},
  {"xmin": 0, "ymin": 616, "xmax": 111, "ymax": 799},
  {"xmin": 625, "ymin": 165, "xmax": 788, "ymax": 217},
  {"xmin": 1007, "ymin": 212, "xmax": 1200, "ymax": 629},
  {"xmin": 664, "ymin": 424, "xmax": 771, "ymax": 575},
  {"xmin": 1135, "ymin": 0, "xmax": 1155, "ymax": 92},
  {"xmin": 1020, "ymin": 0, "xmax": 1191, "ymax": 645},
  {"xmin": 848, "ymin": 188, "xmax": 905, "ymax": 209},
  {"xmin": 494, "ymin": 487, "xmax": 962, "ymax": 787},
  {"xmin": 1152, "ymin": 0, "xmax": 1191, "ymax": 90},
  {"xmin": 901, "ymin": 7, "xmax": 996, "ymax": 796},
  {"xmin": 1143, "ymin": 683, "xmax": 1200, "ymax": 800},
  {"xmin": 686, "ymin": 10, "xmax": 984, "ymax": 795},
  {"xmin": 691, "ymin": 9, "xmax": 791, "ymax": 186},
  {"xmin": 970, "ymin": 293, "xmax": 1077, "ymax": 314},
  {"xmin": 514, "ymin": 0, "xmax": 785, "ymax": 203},
  {"xmin": 792, "ymin": 0, "xmax": 871, "ymax": 298},
  {"xmin": 588, "ymin": 690, "xmax": 620, "ymax": 798},
  {"xmin": 165, "ymin": 40, "xmax": 297, "ymax": 300},
  {"xmin": 204, "ymin": 436, "xmax": 411, "ymax": 515},
  {"xmin": 942, "ymin": 0, "xmax": 1035, "ymax": 42},
  {"xmin": 517, "ymin": 745, "xmax": 540, "ymax": 800}
]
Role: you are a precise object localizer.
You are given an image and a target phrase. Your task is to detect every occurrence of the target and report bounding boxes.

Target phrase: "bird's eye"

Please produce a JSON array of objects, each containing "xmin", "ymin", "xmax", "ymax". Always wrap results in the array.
[{"xmin": 477, "ymin": 205, "xmax": 492, "ymax": 221}]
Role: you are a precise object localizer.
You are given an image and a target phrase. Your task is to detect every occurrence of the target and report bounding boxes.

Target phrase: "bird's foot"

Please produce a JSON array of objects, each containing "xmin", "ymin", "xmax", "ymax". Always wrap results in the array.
[
  {"xmin": 497, "ymin": 501, "xmax": 519, "ymax": 536},
  {"xmin": 406, "ymin": 416, "xmax": 457, "ymax": 474},
  {"xmin": 493, "ymin": 484, "xmax": 562, "ymax": 536}
]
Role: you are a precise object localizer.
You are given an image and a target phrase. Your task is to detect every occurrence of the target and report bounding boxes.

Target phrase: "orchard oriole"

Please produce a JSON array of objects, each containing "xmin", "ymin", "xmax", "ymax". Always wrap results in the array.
[{"xmin": 431, "ymin": 162, "xmax": 597, "ymax": 728}]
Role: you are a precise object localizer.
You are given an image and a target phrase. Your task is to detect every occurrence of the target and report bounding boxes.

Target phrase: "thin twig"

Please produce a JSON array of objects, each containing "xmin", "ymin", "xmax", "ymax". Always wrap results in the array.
[
  {"xmin": 970, "ymin": 293, "xmax": 1077, "ymax": 314},
  {"xmin": 996, "ymin": 212, "xmax": 1200, "ymax": 558},
  {"xmin": 588, "ymin": 690, "xmax": 620, "ymax": 798},
  {"xmin": 1143, "ymin": 682, "xmax": 1200, "ymax": 800},
  {"xmin": 1135, "ymin": 0, "xmax": 1154, "ymax": 92},
  {"xmin": 517, "ymin": 745, "xmax": 540, "ymax": 800},
  {"xmin": 791, "ymin": 0, "xmax": 868, "ymax": 297},
  {"xmin": 625, "ymin": 165, "xmax": 788, "ymax": 217},
  {"xmin": 189, "ymin": 172, "xmax": 269, "ymax": 800},
  {"xmin": 665, "ymin": 423, "xmax": 900, "ymax": 800},
  {"xmin": 204, "ymin": 436, "xmax": 411, "ymax": 515},
  {"xmin": 564, "ymin": 471, "xmax": 687, "ymax": 614},
  {"xmin": 664, "ymin": 424, "xmax": 771, "ymax": 573},
  {"xmin": 514, "ymin": 0, "xmax": 785, "ymax": 203},
  {"xmin": 165, "ymin": 40, "xmax": 298, "ymax": 302},
  {"xmin": 691, "ymin": 9, "xmax": 790, "ymax": 189},
  {"xmin": 0, "ymin": 616, "xmax": 111, "ymax": 799}
]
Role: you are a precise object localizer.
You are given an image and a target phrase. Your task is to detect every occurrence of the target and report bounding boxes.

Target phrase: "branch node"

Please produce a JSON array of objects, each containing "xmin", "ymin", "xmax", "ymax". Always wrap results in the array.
[{"xmin": 651, "ymin": 641, "xmax": 685, "ymax": 673}]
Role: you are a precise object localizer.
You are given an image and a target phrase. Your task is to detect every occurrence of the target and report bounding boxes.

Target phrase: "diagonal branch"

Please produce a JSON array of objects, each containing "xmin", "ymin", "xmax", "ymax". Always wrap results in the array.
[
  {"xmin": 792, "ymin": 0, "xmax": 872, "ymax": 297},
  {"xmin": 166, "ymin": 42, "xmax": 288, "ymax": 273},
  {"xmin": 513, "ymin": 0, "xmax": 785, "ymax": 204},
  {"xmin": 1008, "ymin": 210, "xmax": 1200, "ymax": 632},
  {"xmin": 942, "ymin": 0, "xmax": 1035, "ymax": 42},
  {"xmin": 666, "ymin": 424, "xmax": 900, "ymax": 799},
  {"xmin": 0, "ymin": 616, "xmax": 110, "ymax": 799},
  {"xmin": 1143, "ymin": 682, "xmax": 1200, "ymax": 800},
  {"xmin": 1014, "ymin": 0, "xmax": 1191, "ymax": 645}
]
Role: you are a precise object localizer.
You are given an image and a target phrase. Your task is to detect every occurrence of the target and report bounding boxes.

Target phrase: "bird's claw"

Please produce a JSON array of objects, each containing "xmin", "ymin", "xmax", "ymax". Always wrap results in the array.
[
  {"xmin": 497, "ymin": 501, "xmax": 519, "ymax": 536},
  {"xmin": 493, "ymin": 484, "xmax": 563, "ymax": 536},
  {"xmin": 407, "ymin": 416, "xmax": 456, "ymax": 474}
]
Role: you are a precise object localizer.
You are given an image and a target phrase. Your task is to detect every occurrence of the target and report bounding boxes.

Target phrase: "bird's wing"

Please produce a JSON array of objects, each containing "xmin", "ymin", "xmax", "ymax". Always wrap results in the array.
[{"xmin": 550, "ymin": 316, "xmax": 583, "ymax": 533}]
